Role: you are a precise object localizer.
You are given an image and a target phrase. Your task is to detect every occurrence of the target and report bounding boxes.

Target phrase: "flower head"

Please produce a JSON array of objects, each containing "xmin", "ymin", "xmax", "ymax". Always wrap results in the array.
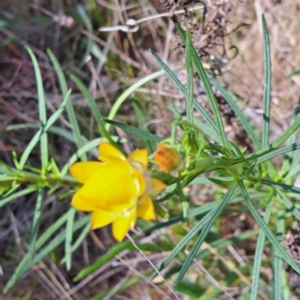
[
  {"xmin": 154, "ymin": 143, "xmax": 184, "ymax": 176},
  {"xmin": 69, "ymin": 142, "xmax": 166, "ymax": 241}
]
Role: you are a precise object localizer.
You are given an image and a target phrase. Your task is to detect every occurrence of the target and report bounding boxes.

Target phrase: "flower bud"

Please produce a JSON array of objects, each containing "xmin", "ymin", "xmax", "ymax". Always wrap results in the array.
[{"xmin": 154, "ymin": 143, "xmax": 183, "ymax": 174}]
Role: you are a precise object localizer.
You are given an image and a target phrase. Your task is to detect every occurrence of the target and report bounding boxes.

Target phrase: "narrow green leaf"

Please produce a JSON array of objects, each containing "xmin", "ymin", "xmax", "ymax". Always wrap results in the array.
[
  {"xmin": 256, "ymin": 141, "xmax": 300, "ymax": 165},
  {"xmin": 282, "ymin": 269, "xmax": 292, "ymax": 300},
  {"xmin": 175, "ymin": 183, "xmax": 237, "ymax": 284},
  {"xmin": 239, "ymin": 181, "xmax": 300, "ymax": 275},
  {"xmin": 208, "ymin": 75, "xmax": 261, "ymax": 150},
  {"xmin": 47, "ymin": 49, "xmax": 86, "ymax": 161},
  {"xmin": 4, "ymin": 215, "xmax": 90, "ymax": 293},
  {"xmin": 286, "ymin": 69, "xmax": 300, "ymax": 78},
  {"xmin": 67, "ymin": 72, "xmax": 116, "ymax": 147},
  {"xmin": 277, "ymin": 190, "xmax": 300, "ymax": 221},
  {"xmin": 174, "ymin": 279, "xmax": 204, "ymax": 298},
  {"xmin": 150, "ymin": 50, "xmax": 220, "ymax": 137},
  {"xmin": 185, "ymin": 31, "xmax": 194, "ymax": 123},
  {"xmin": 7, "ymin": 124, "xmax": 123, "ymax": 158},
  {"xmin": 153, "ymin": 207, "xmax": 216, "ymax": 279},
  {"xmin": 65, "ymin": 207, "xmax": 76, "ymax": 270},
  {"xmin": 74, "ymin": 238, "xmax": 139, "ymax": 281},
  {"xmin": 0, "ymin": 187, "xmax": 37, "ymax": 208},
  {"xmin": 25, "ymin": 47, "xmax": 48, "ymax": 170},
  {"xmin": 272, "ymin": 209, "xmax": 285, "ymax": 300},
  {"xmin": 261, "ymin": 15, "xmax": 272, "ymax": 148},
  {"xmin": 60, "ymin": 138, "xmax": 105, "ymax": 178},
  {"xmin": 176, "ymin": 24, "xmax": 229, "ymax": 149},
  {"xmin": 60, "ymin": 221, "xmax": 91, "ymax": 264},
  {"xmin": 146, "ymin": 190, "xmax": 241, "ymax": 233},
  {"xmin": 132, "ymin": 100, "xmax": 156, "ymax": 153},
  {"xmin": 19, "ymin": 90, "xmax": 71, "ymax": 169},
  {"xmin": 105, "ymin": 66, "xmax": 183, "ymax": 132},
  {"xmin": 29, "ymin": 188, "xmax": 44, "ymax": 258},
  {"xmin": 251, "ymin": 196, "xmax": 274, "ymax": 300},
  {"xmin": 193, "ymin": 119, "xmax": 222, "ymax": 144},
  {"xmin": 90, "ymin": 274, "xmax": 145, "ymax": 300},
  {"xmin": 260, "ymin": 179, "xmax": 300, "ymax": 194},
  {"xmin": 103, "ymin": 119, "xmax": 163, "ymax": 143}
]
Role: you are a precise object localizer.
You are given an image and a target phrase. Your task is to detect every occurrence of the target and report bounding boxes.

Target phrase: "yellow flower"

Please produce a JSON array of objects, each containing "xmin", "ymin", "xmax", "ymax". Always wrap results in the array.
[
  {"xmin": 154, "ymin": 143, "xmax": 184, "ymax": 175},
  {"xmin": 69, "ymin": 142, "xmax": 166, "ymax": 241}
]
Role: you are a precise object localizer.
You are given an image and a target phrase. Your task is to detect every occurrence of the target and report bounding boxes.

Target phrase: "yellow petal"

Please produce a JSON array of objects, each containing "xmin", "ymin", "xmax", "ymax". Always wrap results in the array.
[
  {"xmin": 112, "ymin": 208, "xmax": 136, "ymax": 242},
  {"xmin": 71, "ymin": 188, "xmax": 97, "ymax": 211},
  {"xmin": 98, "ymin": 142, "xmax": 126, "ymax": 161},
  {"xmin": 133, "ymin": 168, "xmax": 146, "ymax": 196},
  {"xmin": 91, "ymin": 210, "xmax": 116, "ymax": 229},
  {"xmin": 146, "ymin": 178, "xmax": 167, "ymax": 195},
  {"xmin": 72, "ymin": 163, "xmax": 139, "ymax": 213},
  {"xmin": 137, "ymin": 194, "xmax": 155, "ymax": 220},
  {"xmin": 69, "ymin": 162, "xmax": 103, "ymax": 183},
  {"xmin": 128, "ymin": 149, "xmax": 148, "ymax": 171}
]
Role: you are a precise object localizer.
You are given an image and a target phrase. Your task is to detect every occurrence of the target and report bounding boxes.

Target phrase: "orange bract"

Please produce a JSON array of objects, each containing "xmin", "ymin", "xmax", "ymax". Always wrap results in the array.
[{"xmin": 154, "ymin": 143, "xmax": 181, "ymax": 172}]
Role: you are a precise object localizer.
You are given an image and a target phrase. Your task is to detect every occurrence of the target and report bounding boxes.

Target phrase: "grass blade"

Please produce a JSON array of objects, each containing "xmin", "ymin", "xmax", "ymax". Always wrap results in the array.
[
  {"xmin": 277, "ymin": 190, "xmax": 300, "ymax": 221},
  {"xmin": 19, "ymin": 90, "xmax": 71, "ymax": 169},
  {"xmin": 176, "ymin": 24, "xmax": 229, "ymax": 149},
  {"xmin": 4, "ymin": 215, "xmax": 90, "ymax": 293},
  {"xmin": 103, "ymin": 119, "xmax": 163, "ymax": 143},
  {"xmin": 208, "ymin": 75, "xmax": 261, "ymax": 150},
  {"xmin": 47, "ymin": 49, "xmax": 86, "ymax": 161},
  {"xmin": 29, "ymin": 188, "xmax": 44, "ymax": 258},
  {"xmin": 105, "ymin": 66, "xmax": 183, "ymax": 132},
  {"xmin": 251, "ymin": 196, "xmax": 274, "ymax": 300},
  {"xmin": 239, "ymin": 181, "xmax": 300, "ymax": 274},
  {"xmin": 67, "ymin": 72, "xmax": 116, "ymax": 147},
  {"xmin": 150, "ymin": 50, "xmax": 219, "ymax": 136},
  {"xmin": 185, "ymin": 31, "xmax": 194, "ymax": 123},
  {"xmin": 272, "ymin": 209, "xmax": 284, "ymax": 300},
  {"xmin": 0, "ymin": 187, "xmax": 37, "ymax": 208},
  {"xmin": 25, "ymin": 47, "xmax": 48, "ymax": 170},
  {"xmin": 132, "ymin": 100, "xmax": 156, "ymax": 153},
  {"xmin": 262, "ymin": 15, "xmax": 272, "ymax": 148},
  {"xmin": 175, "ymin": 183, "xmax": 237, "ymax": 284},
  {"xmin": 61, "ymin": 221, "xmax": 91, "ymax": 264},
  {"xmin": 65, "ymin": 207, "xmax": 76, "ymax": 270}
]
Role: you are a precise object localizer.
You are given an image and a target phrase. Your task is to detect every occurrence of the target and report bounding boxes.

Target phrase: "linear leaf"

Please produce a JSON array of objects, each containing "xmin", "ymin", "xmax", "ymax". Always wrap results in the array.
[
  {"xmin": 0, "ymin": 187, "xmax": 37, "ymax": 208},
  {"xmin": 47, "ymin": 49, "xmax": 86, "ymax": 160},
  {"xmin": 251, "ymin": 196, "xmax": 274, "ymax": 300},
  {"xmin": 19, "ymin": 90, "xmax": 71, "ymax": 169},
  {"xmin": 4, "ymin": 215, "xmax": 90, "ymax": 293},
  {"xmin": 185, "ymin": 31, "xmax": 194, "ymax": 123},
  {"xmin": 277, "ymin": 190, "xmax": 300, "ymax": 221},
  {"xmin": 176, "ymin": 24, "xmax": 229, "ymax": 148},
  {"xmin": 260, "ymin": 179, "xmax": 300, "ymax": 194},
  {"xmin": 25, "ymin": 47, "xmax": 48, "ymax": 170},
  {"xmin": 209, "ymin": 75, "xmax": 260, "ymax": 150},
  {"xmin": 150, "ymin": 50, "xmax": 219, "ymax": 136},
  {"xmin": 272, "ymin": 209, "xmax": 284, "ymax": 300},
  {"xmin": 103, "ymin": 119, "xmax": 163, "ymax": 143},
  {"xmin": 60, "ymin": 221, "xmax": 91, "ymax": 264},
  {"xmin": 67, "ymin": 72, "xmax": 116, "ymax": 147},
  {"xmin": 65, "ymin": 207, "xmax": 76, "ymax": 270},
  {"xmin": 261, "ymin": 15, "xmax": 272, "ymax": 148},
  {"xmin": 29, "ymin": 188, "xmax": 44, "ymax": 258},
  {"xmin": 175, "ymin": 183, "xmax": 237, "ymax": 284},
  {"xmin": 132, "ymin": 100, "xmax": 156, "ymax": 153},
  {"xmin": 239, "ymin": 181, "xmax": 300, "ymax": 275},
  {"xmin": 106, "ymin": 66, "xmax": 182, "ymax": 132}
]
